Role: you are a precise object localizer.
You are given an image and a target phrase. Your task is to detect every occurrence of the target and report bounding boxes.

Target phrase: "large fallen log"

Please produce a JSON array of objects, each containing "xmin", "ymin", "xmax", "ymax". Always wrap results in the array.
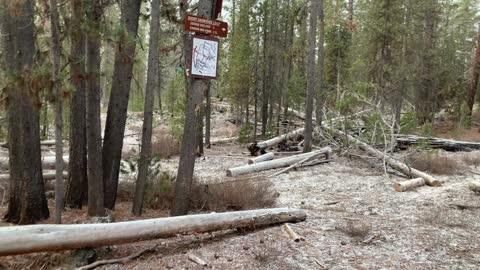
[
  {"xmin": 0, "ymin": 171, "xmax": 68, "ymax": 182},
  {"xmin": 248, "ymin": 128, "xmax": 304, "ymax": 155},
  {"xmin": 248, "ymin": 152, "xmax": 275, "ymax": 164},
  {"xmin": 0, "ymin": 156, "xmax": 69, "ymax": 170},
  {"xmin": 0, "ymin": 140, "xmax": 58, "ymax": 148},
  {"xmin": 227, "ymin": 147, "xmax": 331, "ymax": 177},
  {"xmin": 329, "ymin": 128, "xmax": 441, "ymax": 186},
  {"xmin": 210, "ymin": 136, "xmax": 238, "ymax": 145},
  {"xmin": 0, "ymin": 208, "xmax": 306, "ymax": 256},
  {"xmin": 396, "ymin": 134, "xmax": 480, "ymax": 151}
]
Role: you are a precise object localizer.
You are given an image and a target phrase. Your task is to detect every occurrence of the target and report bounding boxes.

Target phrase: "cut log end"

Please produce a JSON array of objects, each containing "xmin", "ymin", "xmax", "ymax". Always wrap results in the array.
[{"xmin": 394, "ymin": 178, "xmax": 425, "ymax": 192}]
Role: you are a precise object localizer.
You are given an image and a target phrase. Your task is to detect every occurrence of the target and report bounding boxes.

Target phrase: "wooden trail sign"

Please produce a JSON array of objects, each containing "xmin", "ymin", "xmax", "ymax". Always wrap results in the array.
[{"xmin": 185, "ymin": 14, "xmax": 228, "ymax": 38}]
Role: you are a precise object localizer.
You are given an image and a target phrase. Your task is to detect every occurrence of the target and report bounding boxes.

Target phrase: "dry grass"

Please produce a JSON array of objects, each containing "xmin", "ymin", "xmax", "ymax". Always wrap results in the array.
[
  {"xmin": 407, "ymin": 152, "xmax": 465, "ymax": 175},
  {"xmin": 152, "ymin": 133, "xmax": 180, "ymax": 159},
  {"xmin": 339, "ymin": 220, "xmax": 372, "ymax": 238},
  {"xmin": 190, "ymin": 179, "xmax": 276, "ymax": 212},
  {"xmin": 117, "ymin": 181, "xmax": 136, "ymax": 202},
  {"xmin": 462, "ymin": 154, "xmax": 480, "ymax": 167},
  {"xmin": 117, "ymin": 174, "xmax": 276, "ymax": 212}
]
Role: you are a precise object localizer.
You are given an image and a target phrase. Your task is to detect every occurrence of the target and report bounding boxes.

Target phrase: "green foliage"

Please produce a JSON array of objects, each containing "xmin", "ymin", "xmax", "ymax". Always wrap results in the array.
[
  {"xmin": 421, "ymin": 121, "xmax": 433, "ymax": 137},
  {"xmin": 459, "ymin": 101, "xmax": 472, "ymax": 128},
  {"xmin": 400, "ymin": 111, "xmax": 419, "ymax": 134},
  {"xmin": 144, "ymin": 171, "xmax": 176, "ymax": 210},
  {"xmin": 225, "ymin": 0, "xmax": 254, "ymax": 107},
  {"xmin": 238, "ymin": 122, "xmax": 254, "ymax": 143},
  {"xmin": 165, "ymin": 73, "xmax": 186, "ymax": 141}
]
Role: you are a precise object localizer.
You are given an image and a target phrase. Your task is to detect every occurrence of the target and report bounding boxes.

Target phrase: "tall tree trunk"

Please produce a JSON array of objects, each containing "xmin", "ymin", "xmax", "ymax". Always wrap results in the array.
[
  {"xmin": 65, "ymin": 0, "xmax": 88, "ymax": 209},
  {"xmin": 172, "ymin": 0, "xmax": 214, "ymax": 216},
  {"xmin": 261, "ymin": 3, "xmax": 269, "ymax": 136},
  {"xmin": 86, "ymin": 0, "xmax": 105, "ymax": 217},
  {"xmin": 157, "ymin": 60, "xmax": 163, "ymax": 115},
  {"xmin": 133, "ymin": 0, "xmax": 161, "ymax": 216},
  {"xmin": 416, "ymin": 0, "xmax": 438, "ymax": 125},
  {"xmin": 315, "ymin": 0, "xmax": 325, "ymax": 126},
  {"xmin": 49, "ymin": 0, "xmax": 64, "ymax": 224},
  {"xmin": 205, "ymin": 82, "xmax": 211, "ymax": 148},
  {"xmin": 102, "ymin": 0, "xmax": 142, "ymax": 210},
  {"xmin": 467, "ymin": 24, "xmax": 480, "ymax": 116},
  {"xmin": 303, "ymin": 0, "xmax": 319, "ymax": 153},
  {"xmin": 348, "ymin": 0, "xmax": 354, "ymax": 25},
  {"xmin": 197, "ymin": 102, "xmax": 205, "ymax": 156},
  {"xmin": 1, "ymin": 0, "xmax": 49, "ymax": 224}
]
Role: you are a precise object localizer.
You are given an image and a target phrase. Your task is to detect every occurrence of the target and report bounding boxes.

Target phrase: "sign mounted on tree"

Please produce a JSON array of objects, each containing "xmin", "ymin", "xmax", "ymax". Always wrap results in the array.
[
  {"xmin": 185, "ymin": 14, "xmax": 228, "ymax": 38},
  {"xmin": 190, "ymin": 35, "xmax": 219, "ymax": 79}
]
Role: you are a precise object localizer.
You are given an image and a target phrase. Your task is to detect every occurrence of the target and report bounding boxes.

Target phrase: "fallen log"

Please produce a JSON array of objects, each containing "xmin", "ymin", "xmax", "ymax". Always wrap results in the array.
[
  {"xmin": 210, "ymin": 136, "xmax": 238, "ymax": 145},
  {"xmin": 468, "ymin": 182, "xmax": 480, "ymax": 193},
  {"xmin": 393, "ymin": 178, "xmax": 425, "ymax": 192},
  {"xmin": 0, "ymin": 208, "xmax": 306, "ymax": 256},
  {"xmin": 248, "ymin": 152, "xmax": 275, "ymax": 164},
  {"xmin": 328, "ymin": 128, "xmax": 441, "ymax": 186},
  {"xmin": 0, "ymin": 156, "xmax": 69, "ymax": 170},
  {"xmin": 396, "ymin": 134, "xmax": 480, "ymax": 151},
  {"xmin": 227, "ymin": 147, "xmax": 331, "ymax": 177},
  {"xmin": 0, "ymin": 140, "xmax": 57, "ymax": 148},
  {"xmin": 248, "ymin": 128, "xmax": 304, "ymax": 156},
  {"xmin": 0, "ymin": 171, "xmax": 68, "ymax": 182}
]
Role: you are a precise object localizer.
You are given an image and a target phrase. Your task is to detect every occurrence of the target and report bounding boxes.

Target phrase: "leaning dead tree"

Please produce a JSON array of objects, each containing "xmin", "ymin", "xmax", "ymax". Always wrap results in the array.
[
  {"xmin": 248, "ymin": 128, "xmax": 304, "ymax": 155},
  {"xmin": 330, "ymin": 128, "xmax": 441, "ymax": 186},
  {"xmin": 0, "ymin": 208, "xmax": 306, "ymax": 256},
  {"xmin": 228, "ymin": 147, "xmax": 331, "ymax": 177},
  {"xmin": 396, "ymin": 134, "xmax": 480, "ymax": 151}
]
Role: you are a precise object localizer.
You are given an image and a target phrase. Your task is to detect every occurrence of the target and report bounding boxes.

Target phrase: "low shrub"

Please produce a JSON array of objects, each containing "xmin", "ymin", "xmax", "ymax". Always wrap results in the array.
[{"xmin": 407, "ymin": 151, "xmax": 464, "ymax": 175}]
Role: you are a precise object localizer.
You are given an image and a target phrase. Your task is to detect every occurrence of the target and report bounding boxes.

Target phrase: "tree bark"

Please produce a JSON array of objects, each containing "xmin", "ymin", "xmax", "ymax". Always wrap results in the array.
[
  {"xmin": 172, "ymin": 0, "xmax": 214, "ymax": 216},
  {"xmin": 49, "ymin": 0, "xmax": 65, "ymax": 224},
  {"xmin": 103, "ymin": 0, "xmax": 142, "ymax": 210},
  {"xmin": 133, "ymin": 0, "xmax": 161, "ymax": 216},
  {"xmin": 467, "ymin": 24, "xmax": 480, "ymax": 116},
  {"xmin": 86, "ymin": 0, "xmax": 105, "ymax": 217},
  {"xmin": 205, "ymin": 83, "xmax": 212, "ymax": 148},
  {"xmin": 227, "ymin": 147, "xmax": 331, "ymax": 177},
  {"xmin": 1, "ymin": 0, "xmax": 50, "ymax": 224},
  {"xmin": 65, "ymin": 0, "xmax": 88, "ymax": 209},
  {"xmin": 0, "ymin": 208, "xmax": 306, "ymax": 256},
  {"xmin": 303, "ymin": 0, "xmax": 319, "ymax": 152},
  {"xmin": 315, "ymin": 0, "xmax": 325, "ymax": 126}
]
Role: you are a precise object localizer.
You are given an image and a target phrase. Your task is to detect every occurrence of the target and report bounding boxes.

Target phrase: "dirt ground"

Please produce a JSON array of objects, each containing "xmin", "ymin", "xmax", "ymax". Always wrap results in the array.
[{"xmin": 1, "ymin": 109, "xmax": 480, "ymax": 269}]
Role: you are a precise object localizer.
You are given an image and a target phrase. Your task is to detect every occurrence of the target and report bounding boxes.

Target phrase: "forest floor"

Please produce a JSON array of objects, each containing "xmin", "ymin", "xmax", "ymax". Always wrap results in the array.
[{"xmin": 1, "ymin": 106, "xmax": 480, "ymax": 269}]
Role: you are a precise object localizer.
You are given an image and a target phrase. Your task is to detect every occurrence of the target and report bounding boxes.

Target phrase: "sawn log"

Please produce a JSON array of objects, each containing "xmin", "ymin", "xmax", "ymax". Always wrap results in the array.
[
  {"xmin": 248, "ymin": 128, "xmax": 304, "ymax": 155},
  {"xmin": 227, "ymin": 147, "xmax": 331, "ymax": 177},
  {"xmin": 0, "ymin": 208, "xmax": 306, "ymax": 256}
]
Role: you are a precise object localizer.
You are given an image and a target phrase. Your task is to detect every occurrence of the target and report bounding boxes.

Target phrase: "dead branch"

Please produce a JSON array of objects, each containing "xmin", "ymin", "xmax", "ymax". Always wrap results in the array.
[{"xmin": 76, "ymin": 245, "xmax": 158, "ymax": 270}]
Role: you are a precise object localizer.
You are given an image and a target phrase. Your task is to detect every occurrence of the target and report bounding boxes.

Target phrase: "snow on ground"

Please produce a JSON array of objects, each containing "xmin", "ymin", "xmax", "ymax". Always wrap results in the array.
[{"xmin": 1, "ymin": 106, "xmax": 480, "ymax": 269}]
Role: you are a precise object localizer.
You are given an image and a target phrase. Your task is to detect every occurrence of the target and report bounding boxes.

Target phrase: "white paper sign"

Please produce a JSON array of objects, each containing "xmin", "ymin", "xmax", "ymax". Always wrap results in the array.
[{"xmin": 191, "ymin": 36, "xmax": 219, "ymax": 79}]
